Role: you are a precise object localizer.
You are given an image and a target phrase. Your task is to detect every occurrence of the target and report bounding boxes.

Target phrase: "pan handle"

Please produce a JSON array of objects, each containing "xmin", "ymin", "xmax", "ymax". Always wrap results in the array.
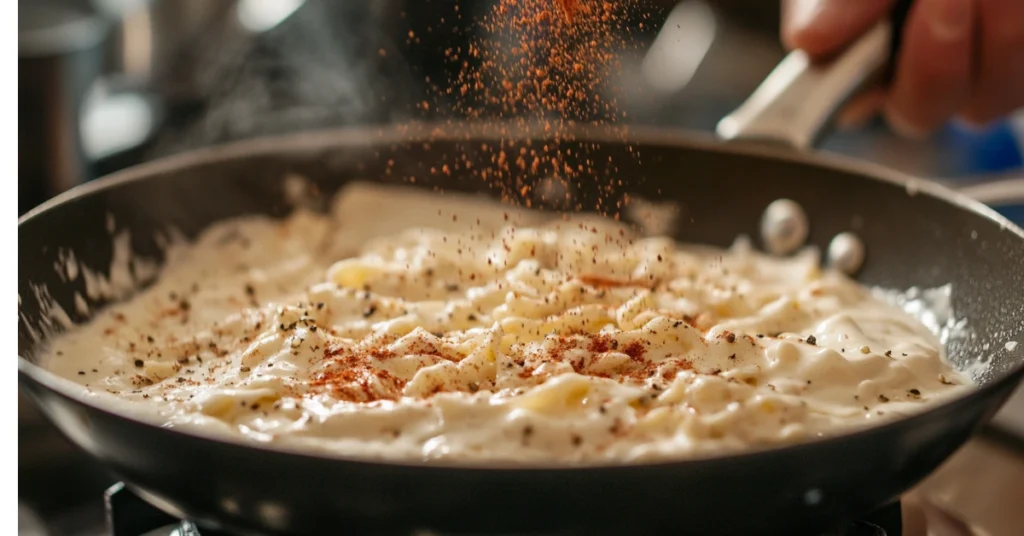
[
  {"xmin": 716, "ymin": 1, "xmax": 912, "ymax": 149},
  {"xmin": 952, "ymin": 176, "xmax": 1024, "ymax": 206}
]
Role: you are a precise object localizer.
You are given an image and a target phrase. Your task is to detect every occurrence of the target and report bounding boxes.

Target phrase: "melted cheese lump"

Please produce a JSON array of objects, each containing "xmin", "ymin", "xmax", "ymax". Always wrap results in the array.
[{"xmin": 44, "ymin": 188, "xmax": 971, "ymax": 464}]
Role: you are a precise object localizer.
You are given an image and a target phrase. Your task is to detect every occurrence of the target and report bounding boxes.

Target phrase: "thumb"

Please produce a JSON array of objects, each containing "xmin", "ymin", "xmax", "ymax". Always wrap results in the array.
[{"xmin": 782, "ymin": 0, "xmax": 897, "ymax": 60}]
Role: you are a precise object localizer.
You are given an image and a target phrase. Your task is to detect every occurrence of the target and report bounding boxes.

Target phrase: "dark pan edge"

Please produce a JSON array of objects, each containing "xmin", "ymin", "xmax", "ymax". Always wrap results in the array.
[
  {"xmin": 17, "ymin": 121, "xmax": 1024, "ymax": 472},
  {"xmin": 20, "ymin": 121, "xmax": 1024, "ymax": 240}
]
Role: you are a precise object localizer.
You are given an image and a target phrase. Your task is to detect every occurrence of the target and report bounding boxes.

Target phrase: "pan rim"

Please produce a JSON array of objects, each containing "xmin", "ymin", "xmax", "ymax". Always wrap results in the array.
[
  {"xmin": 17, "ymin": 121, "xmax": 1024, "ymax": 472},
  {"xmin": 20, "ymin": 121, "xmax": 1024, "ymax": 236}
]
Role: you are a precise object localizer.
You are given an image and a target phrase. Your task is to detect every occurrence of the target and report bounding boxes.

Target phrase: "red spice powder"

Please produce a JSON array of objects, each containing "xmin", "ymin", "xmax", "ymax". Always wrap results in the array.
[
  {"xmin": 621, "ymin": 340, "xmax": 646, "ymax": 361},
  {"xmin": 587, "ymin": 333, "xmax": 614, "ymax": 353},
  {"xmin": 310, "ymin": 349, "xmax": 408, "ymax": 403},
  {"xmin": 555, "ymin": 0, "xmax": 581, "ymax": 18},
  {"xmin": 408, "ymin": 0, "xmax": 650, "ymax": 215}
]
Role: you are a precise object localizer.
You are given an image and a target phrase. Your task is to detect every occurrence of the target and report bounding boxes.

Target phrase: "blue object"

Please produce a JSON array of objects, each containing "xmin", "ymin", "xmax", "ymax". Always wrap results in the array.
[
  {"xmin": 946, "ymin": 115, "xmax": 1024, "ymax": 175},
  {"xmin": 996, "ymin": 205, "xmax": 1024, "ymax": 227},
  {"xmin": 943, "ymin": 113, "xmax": 1024, "ymax": 226}
]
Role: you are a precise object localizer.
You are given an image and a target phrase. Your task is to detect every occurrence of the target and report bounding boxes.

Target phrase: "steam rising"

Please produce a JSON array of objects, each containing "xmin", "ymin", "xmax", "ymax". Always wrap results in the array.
[{"xmin": 150, "ymin": 0, "xmax": 427, "ymax": 156}]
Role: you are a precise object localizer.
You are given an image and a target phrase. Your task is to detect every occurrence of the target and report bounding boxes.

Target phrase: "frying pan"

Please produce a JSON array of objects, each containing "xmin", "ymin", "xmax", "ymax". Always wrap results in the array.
[{"xmin": 18, "ymin": 5, "xmax": 1024, "ymax": 536}]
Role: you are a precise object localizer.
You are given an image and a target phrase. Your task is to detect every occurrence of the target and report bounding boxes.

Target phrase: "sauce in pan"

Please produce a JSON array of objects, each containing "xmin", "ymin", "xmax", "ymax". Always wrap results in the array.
[{"xmin": 42, "ymin": 185, "xmax": 971, "ymax": 463}]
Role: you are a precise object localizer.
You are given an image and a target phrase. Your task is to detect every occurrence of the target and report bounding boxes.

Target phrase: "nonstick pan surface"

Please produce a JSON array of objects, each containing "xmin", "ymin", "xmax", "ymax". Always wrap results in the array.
[{"xmin": 17, "ymin": 123, "xmax": 1024, "ymax": 536}]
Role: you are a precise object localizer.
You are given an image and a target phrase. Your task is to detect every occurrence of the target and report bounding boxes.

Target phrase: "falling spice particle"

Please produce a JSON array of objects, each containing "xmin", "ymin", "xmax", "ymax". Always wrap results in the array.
[{"xmin": 417, "ymin": 0, "xmax": 649, "ymax": 214}]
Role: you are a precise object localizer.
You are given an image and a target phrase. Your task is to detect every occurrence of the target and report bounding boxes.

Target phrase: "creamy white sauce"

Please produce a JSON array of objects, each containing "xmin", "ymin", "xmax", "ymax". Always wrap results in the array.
[{"xmin": 41, "ymin": 184, "xmax": 972, "ymax": 463}]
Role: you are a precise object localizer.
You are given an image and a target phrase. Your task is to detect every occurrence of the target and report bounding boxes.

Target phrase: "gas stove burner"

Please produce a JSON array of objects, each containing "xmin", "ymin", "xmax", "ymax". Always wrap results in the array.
[{"xmin": 105, "ymin": 483, "xmax": 904, "ymax": 536}]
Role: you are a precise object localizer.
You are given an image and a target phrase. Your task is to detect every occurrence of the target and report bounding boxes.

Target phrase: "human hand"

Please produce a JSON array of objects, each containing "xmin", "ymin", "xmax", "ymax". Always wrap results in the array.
[{"xmin": 781, "ymin": 0, "xmax": 1024, "ymax": 137}]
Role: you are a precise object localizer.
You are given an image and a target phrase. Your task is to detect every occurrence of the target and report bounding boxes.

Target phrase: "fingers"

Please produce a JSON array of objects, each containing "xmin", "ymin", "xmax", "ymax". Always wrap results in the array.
[
  {"xmin": 959, "ymin": 0, "xmax": 1024, "ymax": 126},
  {"xmin": 782, "ymin": 0, "xmax": 897, "ymax": 59},
  {"xmin": 884, "ymin": 0, "xmax": 976, "ymax": 136},
  {"xmin": 780, "ymin": 0, "xmax": 1023, "ymax": 137},
  {"xmin": 836, "ymin": 88, "xmax": 887, "ymax": 130}
]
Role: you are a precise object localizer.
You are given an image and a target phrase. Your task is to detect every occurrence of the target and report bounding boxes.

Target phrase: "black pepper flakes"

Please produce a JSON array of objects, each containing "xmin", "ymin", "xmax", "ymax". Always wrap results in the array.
[
  {"xmin": 806, "ymin": 335, "xmax": 817, "ymax": 346},
  {"xmin": 133, "ymin": 359, "xmax": 144, "ymax": 368},
  {"xmin": 725, "ymin": 332, "xmax": 736, "ymax": 343},
  {"xmin": 878, "ymin": 394, "xmax": 890, "ymax": 402},
  {"xmin": 77, "ymin": 370, "xmax": 85, "ymax": 376}
]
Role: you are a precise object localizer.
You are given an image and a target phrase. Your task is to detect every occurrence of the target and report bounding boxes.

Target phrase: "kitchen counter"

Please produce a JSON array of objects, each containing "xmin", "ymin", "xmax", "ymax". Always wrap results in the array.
[{"xmin": 907, "ymin": 434, "xmax": 1024, "ymax": 536}]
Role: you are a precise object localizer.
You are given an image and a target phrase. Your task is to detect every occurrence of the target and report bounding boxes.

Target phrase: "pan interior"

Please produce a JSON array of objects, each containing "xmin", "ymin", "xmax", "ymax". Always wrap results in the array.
[{"xmin": 18, "ymin": 129, "xmax": 1024, "ymax": 394}]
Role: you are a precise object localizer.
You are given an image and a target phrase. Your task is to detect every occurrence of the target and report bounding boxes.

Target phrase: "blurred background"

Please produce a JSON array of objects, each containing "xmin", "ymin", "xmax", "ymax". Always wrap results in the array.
[
  {"xmin": 19, "ymin": 0, "xmax": 1024, "ymax": 215},
  {"xmin": 17, "ymin": 0, "xmax": 1024, "ymax": 534}
]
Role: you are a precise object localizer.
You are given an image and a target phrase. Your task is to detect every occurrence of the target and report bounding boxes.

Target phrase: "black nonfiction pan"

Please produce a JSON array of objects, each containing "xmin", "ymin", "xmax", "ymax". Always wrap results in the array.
[{"xmin": 18, "ymin": 8, "xmax": 1024, "ymax": 536}]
